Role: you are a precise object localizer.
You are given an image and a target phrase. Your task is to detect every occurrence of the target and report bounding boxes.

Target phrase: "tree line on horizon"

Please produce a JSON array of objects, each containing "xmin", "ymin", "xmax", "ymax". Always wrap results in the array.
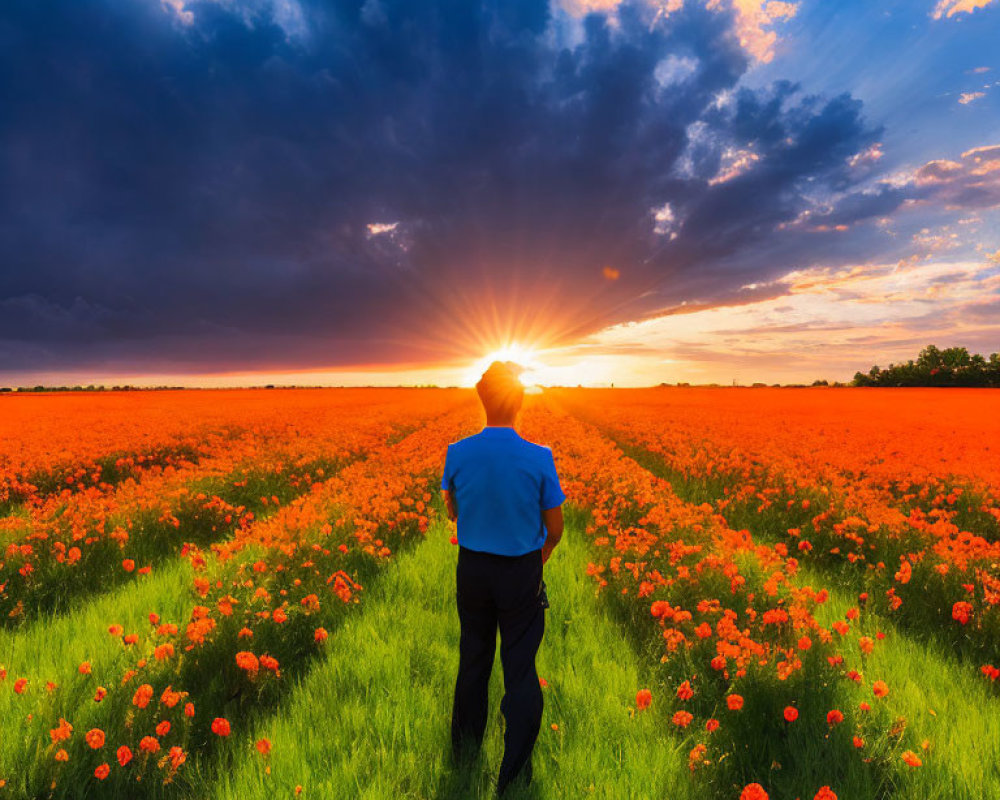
[{"xmin": 851, "ymin": 344, "xmax": 1000, "ymax": 387}]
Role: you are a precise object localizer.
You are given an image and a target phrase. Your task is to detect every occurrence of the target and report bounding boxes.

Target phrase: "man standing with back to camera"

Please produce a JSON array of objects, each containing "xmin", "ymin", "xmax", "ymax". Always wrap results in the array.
[{"xmin": 440, "ymin": 360, "xmax": 566, "ymax": 796}]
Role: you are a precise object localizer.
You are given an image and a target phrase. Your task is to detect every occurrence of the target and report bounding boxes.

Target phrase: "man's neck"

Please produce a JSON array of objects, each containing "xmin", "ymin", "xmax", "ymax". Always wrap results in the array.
[{"xmin": 484, "ymin": 421, "xmax": 516, "ymax": 429}]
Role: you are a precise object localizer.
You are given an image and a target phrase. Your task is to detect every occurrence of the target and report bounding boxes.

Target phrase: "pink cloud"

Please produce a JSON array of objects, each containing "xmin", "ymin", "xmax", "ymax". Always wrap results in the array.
[
  {"xmin": 931, "ymin": 0, "xmax": 999, "ymax": 19},
  {"xmin": 911, "ymin": 144, "xmax": 1000, "ymax": 209}
]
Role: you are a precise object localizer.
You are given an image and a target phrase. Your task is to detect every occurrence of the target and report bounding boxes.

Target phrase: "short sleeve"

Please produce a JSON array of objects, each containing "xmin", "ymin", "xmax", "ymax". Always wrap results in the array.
[
  {"xmin": 540, "ymin": 449, "xmax": 566, "ymax": 510},
  {"xmin": 441, "ymin": 444, "xmax": 455, "ymax": 491}
]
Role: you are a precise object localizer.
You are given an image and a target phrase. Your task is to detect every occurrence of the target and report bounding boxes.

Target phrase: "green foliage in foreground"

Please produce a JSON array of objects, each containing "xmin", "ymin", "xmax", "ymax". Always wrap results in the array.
[
  {"xmin": 7, "ymin": 516, "xmax": 1000, "ymax": 799},
  {"xmin": 208, "ymin": 519, "xmax": 694, "ymax": 800}
]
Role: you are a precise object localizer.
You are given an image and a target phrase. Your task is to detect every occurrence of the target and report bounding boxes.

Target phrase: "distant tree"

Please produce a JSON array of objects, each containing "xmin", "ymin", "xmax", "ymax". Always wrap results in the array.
[
  {"xmin": 811, "ymin": 379, "xmax": 829, "ymax": 386},
  {"xmin": 853, "ymin": 344, "xmax": 999, "ymax": 387}
]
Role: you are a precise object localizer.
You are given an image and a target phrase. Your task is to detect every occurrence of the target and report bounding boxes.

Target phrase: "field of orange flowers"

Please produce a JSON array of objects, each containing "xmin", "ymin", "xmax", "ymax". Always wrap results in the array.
[{"xmin": 2, "ymin": 387, "xmax": 998, "ymax": 800}]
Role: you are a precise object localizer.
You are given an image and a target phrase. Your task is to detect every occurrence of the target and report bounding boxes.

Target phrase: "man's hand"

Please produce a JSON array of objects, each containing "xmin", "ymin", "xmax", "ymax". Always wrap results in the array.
[
  {"xmin": 442, "ymin": 489, "xmax": 458, "ymax": 523},
  {"xmin": 541, "ymin": 505, "xmax": 563, "ymax": 565}
]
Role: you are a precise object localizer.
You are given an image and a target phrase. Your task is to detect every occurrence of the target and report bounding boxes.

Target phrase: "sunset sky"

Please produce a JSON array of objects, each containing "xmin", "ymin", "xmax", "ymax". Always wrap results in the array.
[{"xmin": 1, "ymin": 0, "xmax": 998, "ymax": 387}]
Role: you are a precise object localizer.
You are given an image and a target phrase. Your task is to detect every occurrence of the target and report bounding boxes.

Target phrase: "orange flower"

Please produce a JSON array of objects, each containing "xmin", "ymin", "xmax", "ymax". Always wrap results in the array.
[
  {"xmin": 635, "ymin": 688, "xmax": 652, "ymax": 710},
  {"xmin": 211, "ymin": 717, "xmax": 231, "ymax": 737},
  {"xmin": 676, "ymin": 681, "xmax": 694, "ymax": 701},
  {"xmin": 94, "ymin": 763, "xmax": 110, "ymax": 780},
  {"xmin": 952, "ymin": 601, "xmax": 973, "ymax": 625},
  {"xmin": 156, "ymin": 720, "xmax": 171, "ymax": 737},
  {"xmin": 726, "ymin": 694, "xmax": 744, "ymax": 711},
  {"xmin": 260, "ymin": 654, "xmax": 280, "ymax": 672},
  {"xmin": 740, "ymin": 783, "xmax": 769, "ymax": 800},
  {"xmin": 117, "ymin": 745, "xmax": 133, "ymax": 766},
  {"xmin": 78, "ymin": 661, "xmax": 92, "ymax": 675},
  {"xmin": 85, "ymin": 728, "xmax": 105, "ymax": 749},
  {"xmin": 300, "ymin": 593, "xmax": 320, "ymax": 611},
  {"xmin": 168, "ymin": 746, "xmax": 186, "ymax": 770},
  {"xmin": 314, "ymin": 627, "xmax": 328, "ymax": 642},
  {"xmin": 705, "ymin": 718, "xmax": 720, "ymax": 732},
  {"xmin": 161, "ymin": 686, "xmax": 183, "ymax": 708},
  {"xmin": 236, "ymin": 651, "xmax": 260, "ymax": 674},
  {"xmin": 13, "ymin": 678, "xmax": 27, "ymax": 694},
  {"xmin": 50, "ymin": 718, "xmax": 73, "ymax": 744},
  {"xmin": 783, "ymin": 706, "xmax": 798, "ymax": 722},
  {"xmin": 901, "ymin": 750, "xmax": 923, "ymax": 767},
  {"xmin": 139, "ymin": 735, "xmax": 160, "ymax": 753},
  {"xmin": 826, "ymin": 709, "xmax": 844, "ymax": 725},
  {"xmin": 814, "ymin": 787, "xmax": 837, "ymax": 800},
  {"xmin": 872, "ymin": 680, "xmax": 889, "ymax": 698},
  {"xmin": 133, "ymin": 683, "xmax": 154, "ymax": 709},
  {"xmin": 94, "ymin": 686, "xmax": 108, "ymax": 702},
  {"xmin": 154, "ymin": 643, "xmax": 174, "ymax": 661},
  {"xmin": 256, "ymin": 738, "xmax": 272, "ymax": 756},
  {"xmin": 688, "ymin": 742, "xmax": 708, "ymax": 772},
  {"xmin": 671, "ymin": 710, "xmax": 693, "ymax": 728}
]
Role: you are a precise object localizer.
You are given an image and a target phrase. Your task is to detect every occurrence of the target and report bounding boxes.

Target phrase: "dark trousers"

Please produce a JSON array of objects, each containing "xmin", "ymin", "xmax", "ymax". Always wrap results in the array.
[{"xmin": 451, "ymin": 545, "xmax": 546, "ymax": 794}]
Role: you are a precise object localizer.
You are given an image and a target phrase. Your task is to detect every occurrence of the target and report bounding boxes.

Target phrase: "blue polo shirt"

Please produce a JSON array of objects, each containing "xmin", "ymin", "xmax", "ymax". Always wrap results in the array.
[{"xmin": 441, "ymin": 426, "xmax": 566, "ymax": 556}]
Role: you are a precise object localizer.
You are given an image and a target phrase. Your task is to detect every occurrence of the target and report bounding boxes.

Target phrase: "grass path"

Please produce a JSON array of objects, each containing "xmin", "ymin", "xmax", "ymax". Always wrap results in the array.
[
  {"xmin": 797, "ymin": 562, "xmax": 1000, "ymax": 799},
  {"xmin": 207, "ymin": 517, "xmax": 694, "ymax": 800},
  {"xmin": 0, "ymin": 558, "xmax": 195, "ymax": 784}
]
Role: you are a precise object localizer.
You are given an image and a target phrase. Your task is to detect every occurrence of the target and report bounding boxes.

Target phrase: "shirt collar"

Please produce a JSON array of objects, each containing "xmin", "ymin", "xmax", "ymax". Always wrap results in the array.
[{"xmin": 480, "ymin": 426, "xmax": 519, "ymax": 436}]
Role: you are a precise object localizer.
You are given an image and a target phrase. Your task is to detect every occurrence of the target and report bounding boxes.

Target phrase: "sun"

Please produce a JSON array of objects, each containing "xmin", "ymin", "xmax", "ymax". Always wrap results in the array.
[{"xmin": 462, "ymin": 344, "xmax": 545, "ymax": 388}]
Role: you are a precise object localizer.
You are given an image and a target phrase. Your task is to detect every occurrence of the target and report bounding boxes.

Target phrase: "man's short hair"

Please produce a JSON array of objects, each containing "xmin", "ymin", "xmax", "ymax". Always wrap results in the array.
[{"xmin": 476, "ymin": 361, "xmax": 525, "ymax": 419}]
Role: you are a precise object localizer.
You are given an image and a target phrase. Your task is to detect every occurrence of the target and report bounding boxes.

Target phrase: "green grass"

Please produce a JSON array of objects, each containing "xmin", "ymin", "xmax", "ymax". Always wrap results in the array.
[
  {"xmin": 798, "ymin": 562, "xmax": 1000, "ymax": 800},
  {"xmin": 0, "ymin": 558, "xmax": 195, "ymax": 787},
  {"xmin": 206, "ymin": 518, "xmax": 694, "ymax": 800}
]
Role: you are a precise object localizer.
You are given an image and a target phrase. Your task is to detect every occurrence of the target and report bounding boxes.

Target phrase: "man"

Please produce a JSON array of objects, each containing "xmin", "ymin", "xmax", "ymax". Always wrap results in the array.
[{"xmin": 440, "ymin": 360, "xmax": 566, "ymax": 796}]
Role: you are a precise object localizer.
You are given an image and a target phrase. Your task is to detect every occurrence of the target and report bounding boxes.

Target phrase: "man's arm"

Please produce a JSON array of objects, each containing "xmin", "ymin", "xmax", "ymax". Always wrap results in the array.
[
  {"xmin": 540, "ymin": 505, "xmax": 563, "ymax": 565},
  {"xmin": 539, "ymin": 448, "xmax": 566, "ymax": 565},
  {"xmin": 442, "ymin": 489, "xmax": 458, "ymax": 522},
  {"xmin": 441, "ymin": 443, "xmax": 457, "ymax": 523}
]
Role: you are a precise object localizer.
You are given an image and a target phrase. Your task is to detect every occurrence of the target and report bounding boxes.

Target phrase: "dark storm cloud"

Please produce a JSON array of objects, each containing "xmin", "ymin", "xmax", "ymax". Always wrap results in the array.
[{"xmin": 1, "ymin": 0, "xmax": 897, "ymax": 375}]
